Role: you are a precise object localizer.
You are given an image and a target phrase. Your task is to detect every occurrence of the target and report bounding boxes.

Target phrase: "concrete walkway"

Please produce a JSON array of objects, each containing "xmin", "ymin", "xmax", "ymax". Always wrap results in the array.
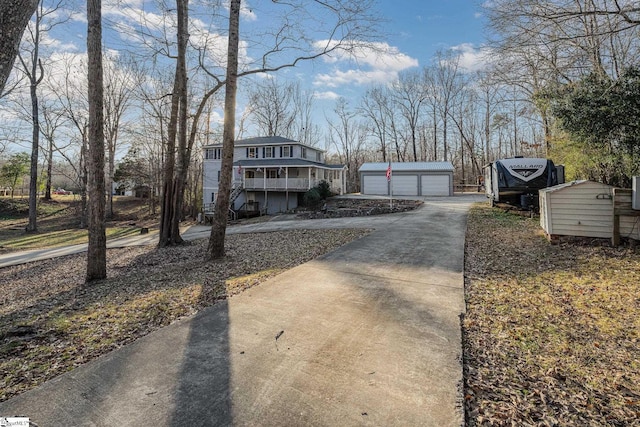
[{"xmin": 0, "ymin": 194, "xmax": 484, "ymax": 426}]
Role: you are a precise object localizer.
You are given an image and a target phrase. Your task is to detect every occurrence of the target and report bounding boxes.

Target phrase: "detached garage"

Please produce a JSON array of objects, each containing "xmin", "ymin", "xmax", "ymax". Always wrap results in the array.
[{"xmin": 358, "ymin": 162, "xmax": 454, "ymax": 196}]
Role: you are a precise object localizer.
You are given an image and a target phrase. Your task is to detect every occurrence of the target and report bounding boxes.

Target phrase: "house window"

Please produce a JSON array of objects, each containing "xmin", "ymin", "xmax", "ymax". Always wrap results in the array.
[
  {"xmin": 205, "ymin": 148, "xmax": 221, "ymax": 160},
  {"xmin": 264, "ymin": 146, "xmax": 274, "ymax": 158},
  {"xmin": 301, "ymin": 147, "xmax": 307, "ymax": 159},
  {"xmin": 316, "ymin": 151, "xmax": 322, "ymax": 162},
  {"xmin": 282, "ymin": 146, "xmax": 292, "ymax": 157},
  {"xmin": 267, "ymin": 169, "xmax": 277, "ymax": 179},
  {"xmin": 247, "ymin": 147, "xmax": 258, "ymax": 158}
]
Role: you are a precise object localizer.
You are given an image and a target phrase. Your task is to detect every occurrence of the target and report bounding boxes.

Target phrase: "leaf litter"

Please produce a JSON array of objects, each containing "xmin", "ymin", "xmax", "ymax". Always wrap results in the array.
[
  {"xmin": 463, "ymin": 205, "xmax": 640, "ymax": 426},
  {"xmin": 0, "ymin": 228, "xmax": 370, "ymax": 402}
]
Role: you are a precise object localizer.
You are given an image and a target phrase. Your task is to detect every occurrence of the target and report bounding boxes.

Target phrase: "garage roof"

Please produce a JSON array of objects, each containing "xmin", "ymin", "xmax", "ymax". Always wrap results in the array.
[{"xmin": 358, "ymin": 162, "xmax": 454, "ymax": 172}]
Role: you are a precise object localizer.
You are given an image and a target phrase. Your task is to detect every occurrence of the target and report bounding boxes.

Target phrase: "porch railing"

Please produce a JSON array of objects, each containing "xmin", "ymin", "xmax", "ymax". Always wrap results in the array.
[{"xmin": 244, "ymin": 178, "xmax": 313, "ymax": 190}]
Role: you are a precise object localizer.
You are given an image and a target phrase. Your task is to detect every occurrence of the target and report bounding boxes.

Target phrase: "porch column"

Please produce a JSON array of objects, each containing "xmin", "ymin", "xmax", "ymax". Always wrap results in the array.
[
  {"xmin": 285, "ymin": 167, "xmax": 289, "ymax": 211},
  {"xmin": 308, "ymin": 168, "xmax": 311, "ymax": 189},
  {"xmin": 342, "ymin": 168, "xmax": 346, "ymax": 195}
]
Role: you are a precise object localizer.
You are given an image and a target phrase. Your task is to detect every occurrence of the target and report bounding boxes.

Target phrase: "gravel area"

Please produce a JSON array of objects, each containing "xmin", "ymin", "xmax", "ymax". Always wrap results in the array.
[{"xmin": 0, "ymin": 228, "xmax": 370, "ymax": 402}]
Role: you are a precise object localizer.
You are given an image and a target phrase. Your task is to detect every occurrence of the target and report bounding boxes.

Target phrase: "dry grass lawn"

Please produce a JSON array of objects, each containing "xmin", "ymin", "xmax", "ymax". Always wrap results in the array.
[
  {"xmin": 0, "ymin": 228, "xmax": 370, "ymax": 402},
  {"xmin": 463, "ymin": 204, "xmax": 640, "ymax": 426}
]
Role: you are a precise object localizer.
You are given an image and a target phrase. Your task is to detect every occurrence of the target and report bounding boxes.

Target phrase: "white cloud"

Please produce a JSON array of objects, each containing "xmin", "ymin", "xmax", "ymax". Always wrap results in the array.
[
  {"xmin": 313, "ymin": 90, "xmax": 340, "ymax": 100},
  {"xmin": 450, "ymin": 43, "xmax": 494, "ymax": 73},
  {"xmin": 312, "ymin": 40, "xmax": 419, "ymax": 88}
]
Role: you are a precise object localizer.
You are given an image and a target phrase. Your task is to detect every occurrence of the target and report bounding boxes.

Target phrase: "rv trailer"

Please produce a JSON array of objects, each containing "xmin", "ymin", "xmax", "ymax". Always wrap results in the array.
[{"xmin": 484, "ymin": 157, "xmax": 561, "ymax": 209}]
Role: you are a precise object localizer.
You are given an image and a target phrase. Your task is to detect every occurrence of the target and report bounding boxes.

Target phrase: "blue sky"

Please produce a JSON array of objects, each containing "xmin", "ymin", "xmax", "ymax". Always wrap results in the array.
[
  {"xmin": 381, "ymin": 1, "xmax": 486, "ymax": 63},
  {"xmin": 3, "ymin": 0, "xmax": 490, "ymax": 149}
]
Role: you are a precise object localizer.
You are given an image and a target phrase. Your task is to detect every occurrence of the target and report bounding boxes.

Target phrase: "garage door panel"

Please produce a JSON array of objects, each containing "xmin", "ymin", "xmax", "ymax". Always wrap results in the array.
[
  {"xmin": 392, "ymin": 176, "xmax": 418, "ymax": 196},
  {"xmin": 421, "ymin": 175, "xmax": 450, "ymax": 196},
  {"xmin": 363, "ymin": 175, "xmax": 388, "ymax": 195}
]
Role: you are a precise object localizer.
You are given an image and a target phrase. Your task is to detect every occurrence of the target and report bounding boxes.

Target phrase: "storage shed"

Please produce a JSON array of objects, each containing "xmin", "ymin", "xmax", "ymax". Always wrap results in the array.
[
  {"xmin": 540, "ymin": 180, "xmax": 640, "ymax": 240},
  {"xmin": 358, "ymin": 162, "xmax": 454, "ymax": 196}
]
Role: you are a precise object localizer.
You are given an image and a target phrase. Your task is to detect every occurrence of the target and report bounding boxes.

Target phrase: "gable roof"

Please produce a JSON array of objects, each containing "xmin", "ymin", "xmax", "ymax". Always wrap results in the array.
[
  {"xmin": 358, "ymin": 162, "xmax": 454, "ymax": 173},
  {"xmin": 204, "ymin": 136, "xmax": 322, "ymax": 151}
]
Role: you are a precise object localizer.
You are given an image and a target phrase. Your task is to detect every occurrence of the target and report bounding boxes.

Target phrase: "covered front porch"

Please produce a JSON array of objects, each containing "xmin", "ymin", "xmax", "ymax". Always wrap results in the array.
[{"xmin": 233, "ymin": 165, "xmax": 345, "ymax": 195}]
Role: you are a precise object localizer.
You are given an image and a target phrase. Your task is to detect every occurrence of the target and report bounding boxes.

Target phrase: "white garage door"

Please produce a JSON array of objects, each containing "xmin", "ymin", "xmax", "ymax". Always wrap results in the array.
[
  {"xmin": 363, "ymin": 175, "xmax": 389, "ymax": 195},
  {"xmin": 392, "ymin": 175, "xmax": 418, "ymax": 196},
  {"xmin": 421, "ymin": 175, "xmax": 450, "ymax": 196}
]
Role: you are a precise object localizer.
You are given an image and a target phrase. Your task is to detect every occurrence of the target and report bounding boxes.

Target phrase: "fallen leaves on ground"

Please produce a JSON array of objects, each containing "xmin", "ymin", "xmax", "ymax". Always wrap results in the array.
[
  {"xmin": 0, "ymin": 228, "xmax": 370, "ymax": 402},
  {"xmin": 463, "ymin": 205, "xmax": 640, "ymax": 426}
]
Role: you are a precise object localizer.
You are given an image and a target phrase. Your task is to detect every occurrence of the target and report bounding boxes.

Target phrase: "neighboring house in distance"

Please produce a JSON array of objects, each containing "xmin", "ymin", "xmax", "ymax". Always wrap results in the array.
[{"xmin": 203, "ymin": 136, "xmax": 346, "ymax": 216}]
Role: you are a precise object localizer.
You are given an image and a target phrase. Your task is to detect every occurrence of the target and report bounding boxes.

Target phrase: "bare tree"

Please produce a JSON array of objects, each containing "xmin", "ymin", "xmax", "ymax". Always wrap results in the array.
[
  {"xmin": 206, "ymin": 0, "xmax": 240, "ymax": 260},
  {"xmin": 247, "ymin": 78, "xmax": 296, "ymax": 137},
  {"xmin": 158, "ymin": 0, "xmax": 188, "ymax": 247},
  {"xmin": 328, "ymin": 98, "xmax": 366, "ymax": 192},
  {"xmin": 430, "ymin": 51, "xmax": 463, "ymax": 162},
  {"xmin": 360, "ymin": 86, "xmax": 391, "ymax": 162},
  {"xmin": 104, "ymin": 54, "xmax": 135, "ymax": 218},
  {"xmin": 0, "ymin": 0, "xmax": 38, "ymax": 96},
  {"xmin": 86, "ymin": 0, "xmax": 106, "ymax": 281},
  {"xmin": 158, "ymin": 0, "xmax": 380, "ymax": 251},
  {"xmin": 50, "ymin": 54, "xmax": 90, "ymax": 227},
  {"xmin": 392, "ymin": 69, "xmax": 426, "ymax": 162},
  {"xmin": 40, "ymin": 100, "xmax": 66, "ymax": 199}
]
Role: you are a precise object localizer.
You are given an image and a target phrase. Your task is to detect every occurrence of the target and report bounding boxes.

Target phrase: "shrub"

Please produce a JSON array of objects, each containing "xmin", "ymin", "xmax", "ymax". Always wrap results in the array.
[
  {"xmin": 317, "ymin": 180, "xmax": 332, "ymax": 199},
  {"xmin": 303, "ymin": 188, "xmax": 322, "ymax": 208}
]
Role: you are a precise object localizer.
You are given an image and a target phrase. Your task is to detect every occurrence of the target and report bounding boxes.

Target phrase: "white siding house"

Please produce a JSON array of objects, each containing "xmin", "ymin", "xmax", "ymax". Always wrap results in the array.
[
  {"xmin": 358, "ymin": 162, "xmax": 454, "ymax": 196},
  {"xmin": 540, "ymin": 180, "xmax": 640, "ymax": 240},
  {"xmin": 203, "ymin": 136, "xmax": 346, "ymax": 215}
]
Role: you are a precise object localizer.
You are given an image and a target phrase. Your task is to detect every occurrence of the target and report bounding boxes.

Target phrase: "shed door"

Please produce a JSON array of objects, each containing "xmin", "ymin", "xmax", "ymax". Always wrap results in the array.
[
  {"xmin": 421, "ymin": 175, "xmax": 450, "ymax": 196},
  {"xmin": 392, "ymin": 175, "xmax": 418, "ymax": 196},
  {"xmin": 363, "ymin": 175, "xmax": 389, "ymax": 195}
]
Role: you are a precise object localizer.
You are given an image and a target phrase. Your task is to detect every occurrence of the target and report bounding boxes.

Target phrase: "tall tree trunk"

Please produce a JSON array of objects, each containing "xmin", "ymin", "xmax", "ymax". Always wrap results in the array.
[
  {"xmin": 106, "ymin": 148, "xmax": 114, "ymax": 218},
  {"xmin": 158, "ymin": 77, "xmax": 179, "ymax": 246},
  {"xmin": 0, "ymin": 0, "xmax": 38, "ymax": 95},
  {"xmin": 159, "ymin": 0, "xmax": 188, "ymax": 247},
  {"xmin": 207, "ymin": 0, "xmax": 241, "ymax": 259},
  {"xmin": 44, "ymin": 134, "xmax": 53, "ymax": 200},
  {"xmin": 24, "ymin": 10, "xmax": 44, "ymax": 233},
  {"xmin": 26, "ymin": 72, "xmax": 39, "ymax": 232},
  {"xmin": 86, "ymin": 0, "xmax": 106, "ymax": 281},
  {"xmin": 79, "ymin": 136, "xmax": 88, "ymax": 228},
  {"xmin": 170, "ymin": 5, "xmax": 189, "ymax": 244}
]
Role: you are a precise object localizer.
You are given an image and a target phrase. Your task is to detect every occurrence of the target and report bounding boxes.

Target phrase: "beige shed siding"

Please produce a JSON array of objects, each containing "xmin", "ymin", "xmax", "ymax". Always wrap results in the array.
[
  {"xmin": 540, "ymin": 181, "xmax": 614, "ymax": 238},
  {"xmin": 618, "ymin": 191, "xmax": 640, "ymax": 240}
]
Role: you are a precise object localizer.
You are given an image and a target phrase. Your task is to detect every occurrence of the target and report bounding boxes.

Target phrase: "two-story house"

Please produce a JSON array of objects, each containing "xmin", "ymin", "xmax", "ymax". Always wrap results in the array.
[{"xmin": 203, "ymin": 136, "xmax": 346, "ymax": 216}]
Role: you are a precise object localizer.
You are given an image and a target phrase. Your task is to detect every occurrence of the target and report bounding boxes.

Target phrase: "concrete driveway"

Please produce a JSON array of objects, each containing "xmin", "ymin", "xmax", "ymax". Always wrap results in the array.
[{"xmin": 0, "ymin": 194, "xmax": 483, "ymax": 426}]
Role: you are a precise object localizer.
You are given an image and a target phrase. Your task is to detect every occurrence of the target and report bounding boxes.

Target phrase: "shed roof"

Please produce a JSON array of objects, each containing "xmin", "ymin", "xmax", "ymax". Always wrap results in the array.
[
  {"xmin": 539, "ymin": 180, "xmax": 612, "ymax": 194},
  {"xmin": 358, "ymin": 162, "xmax": 454, "ymax": 173}
]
